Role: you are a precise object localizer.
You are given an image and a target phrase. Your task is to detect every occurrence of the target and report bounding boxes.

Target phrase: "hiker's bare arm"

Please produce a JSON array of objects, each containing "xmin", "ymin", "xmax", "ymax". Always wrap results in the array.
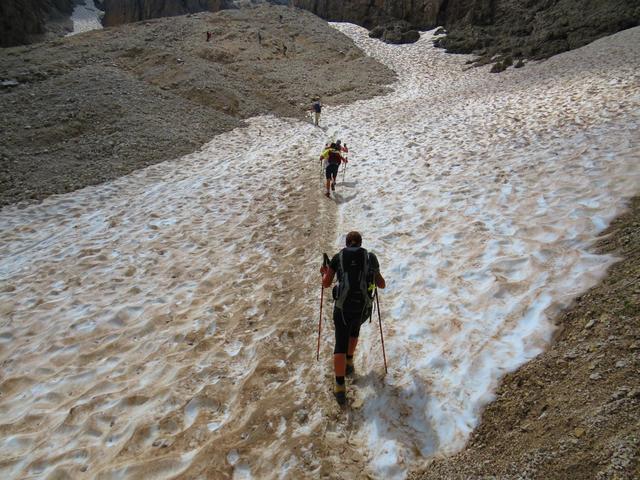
[
  {"xmin": 375, "ymin": 272, "xmax": 386, "ymax": 289},
  {"xmin": 321, "ymin": 266, "xmax": 335, "ymax": 288}
]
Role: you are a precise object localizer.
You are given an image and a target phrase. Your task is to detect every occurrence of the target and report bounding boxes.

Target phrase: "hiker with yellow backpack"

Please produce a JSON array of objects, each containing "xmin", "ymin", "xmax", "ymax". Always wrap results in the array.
[{"xmin": 319, "ymin": 142, "xmax": 346, "ymax": 198}]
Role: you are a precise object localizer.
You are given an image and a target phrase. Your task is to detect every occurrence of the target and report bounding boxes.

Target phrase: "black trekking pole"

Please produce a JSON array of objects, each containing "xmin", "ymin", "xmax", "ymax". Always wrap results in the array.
[
  {"xmin": 317, "ymin": 253, "xmax": 330, "ymax": 361},
  {"xmin": 375, "ymin": 289, "xmax": 388, "ymax": 374},
  {"xmin": 342, "ymin": 145, "xmax": 348, "ymax": 183}
]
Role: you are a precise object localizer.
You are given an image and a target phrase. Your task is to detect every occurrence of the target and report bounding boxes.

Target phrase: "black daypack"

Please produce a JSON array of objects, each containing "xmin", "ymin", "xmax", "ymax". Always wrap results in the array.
[{"xmin": 333, "ymin": 247, "xmax": 375, "ymax": 316}]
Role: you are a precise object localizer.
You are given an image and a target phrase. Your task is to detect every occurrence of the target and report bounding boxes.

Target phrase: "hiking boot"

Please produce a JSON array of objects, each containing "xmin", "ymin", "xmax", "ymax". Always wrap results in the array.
[
  {"xmin": 346, "ymin": 363, "xmax": 355, "ymax": 377},
  {"xmin": 325, "ymin": 191, "xmax": 330, "ymax": 198},
  {"xmin": 334, "ymin": 383, "xmax": 346, "ymax": 405},
  {"xmin": 331, "ymin": 182, "xmax": 336, "ymax": 191}
]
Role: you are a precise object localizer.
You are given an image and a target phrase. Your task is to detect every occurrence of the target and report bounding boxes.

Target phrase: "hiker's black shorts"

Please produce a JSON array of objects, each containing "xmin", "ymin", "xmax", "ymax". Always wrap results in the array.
[
  {"xmin": 333, "ymin": 307, "xmax": 366, "ymax": 354},
  {"xmin": 325, "ymin": 163, "xmax": 339, "ymax": 180}
]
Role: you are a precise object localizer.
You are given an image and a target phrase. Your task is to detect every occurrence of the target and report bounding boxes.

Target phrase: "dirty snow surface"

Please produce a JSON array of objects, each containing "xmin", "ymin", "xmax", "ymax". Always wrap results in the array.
[{"xmin": 1, "ymin": 23, "xmax": 639, "ymax": 480}]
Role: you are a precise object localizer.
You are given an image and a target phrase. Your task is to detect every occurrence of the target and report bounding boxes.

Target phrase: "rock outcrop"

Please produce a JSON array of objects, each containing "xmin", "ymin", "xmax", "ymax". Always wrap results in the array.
[
  {"xmin": 101, "ymin": 0, "xmax": 289, "ymax": 27},
  {"xmin": 292, "ymin": 0, "xmax": 449, "ymax": 29},
  {"xmin": 102, "ymin": 0, "xmax": 230, "ymax": 27},
  {"xmin": 293, "ymin": 0, "xmax": 640, "ymax": 61},
  {"xmin": 439, "ymin": 0, "xmax": 640, "ymax": 62},
  {"xmin": 0, "ymin": 0, "xmax": 74, "ymax": 47},
  {"xmin": 369, "ymin": 20, "xmax": 422, "ymax": 45}
]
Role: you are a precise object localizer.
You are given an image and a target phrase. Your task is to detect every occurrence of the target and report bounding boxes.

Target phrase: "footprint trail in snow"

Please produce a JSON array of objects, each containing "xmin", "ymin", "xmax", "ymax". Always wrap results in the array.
[{"xmin": 1, "ymin": 23, "xmax": 639, "ymax": 480}]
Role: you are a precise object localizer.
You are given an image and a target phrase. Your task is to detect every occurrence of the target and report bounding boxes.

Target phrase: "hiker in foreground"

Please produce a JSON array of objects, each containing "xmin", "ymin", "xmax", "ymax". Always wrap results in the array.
[
  {"xmin": 320, "ymin": 231, "xmax": 386, "ymax": 405},
  {"xmin": 320, "ymin": 142, "xmax": 346, "ymax": 198}
]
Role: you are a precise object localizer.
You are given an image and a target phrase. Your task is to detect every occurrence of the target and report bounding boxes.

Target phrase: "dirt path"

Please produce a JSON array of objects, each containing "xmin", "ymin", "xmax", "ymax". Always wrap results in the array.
[{"xmin": 1, "ymin": 116, "xmax": 362, "ymax": 478}]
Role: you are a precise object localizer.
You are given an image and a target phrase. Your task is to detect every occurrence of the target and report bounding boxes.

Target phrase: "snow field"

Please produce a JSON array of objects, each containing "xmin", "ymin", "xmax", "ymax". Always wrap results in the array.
[
  {"xmin": 0, "ymin": 18, "xmax": 638, "ymax": 480},
  {"xmin": 326, "ymin": 23, "xmax": 640, "ymax": 477},
  {"xmin": 67, "ymin": 0, "xmax": 103, "ymax": 36}
]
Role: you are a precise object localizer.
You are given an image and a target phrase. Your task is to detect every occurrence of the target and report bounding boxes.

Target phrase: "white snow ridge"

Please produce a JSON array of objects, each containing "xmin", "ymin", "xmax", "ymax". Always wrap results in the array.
[{"xmin": 1, "ymin": 21, "xmax": 639, "ymax": 480}]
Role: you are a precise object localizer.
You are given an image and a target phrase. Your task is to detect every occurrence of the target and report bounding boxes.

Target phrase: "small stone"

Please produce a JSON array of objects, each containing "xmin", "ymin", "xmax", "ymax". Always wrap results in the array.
[
  {"xmin": 589, "ymin": 373, "xmax": 602, "ymax": 380},
  {"xmin": 573, "ymin": 427, "xmax": 586, "ymax": 438},
  {"xmin": 627, "ymin": 388, "xmax": 640, "ymax": 399},
  {"xmin": 612, "ymin": 389, "xmax": 627, "ymax": 400},
  {"xmin": 615, "ymin": 360, "xmax": 626, "ymax": 368},
  {"xmin": 584, "ymin": 319, "xmax": 595, "ymax": 329}
]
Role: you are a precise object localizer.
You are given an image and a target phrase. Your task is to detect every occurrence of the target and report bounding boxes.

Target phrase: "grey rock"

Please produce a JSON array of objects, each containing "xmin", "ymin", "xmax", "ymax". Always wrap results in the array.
[{"xmin": 1, "ymin": 79, "xmax": 20, "ymax": 88}]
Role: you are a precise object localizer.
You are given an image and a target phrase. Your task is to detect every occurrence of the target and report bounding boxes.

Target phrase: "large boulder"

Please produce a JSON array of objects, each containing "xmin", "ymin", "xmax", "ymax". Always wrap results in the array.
[{"xmin": 379, "ymin": 21, "xmax": 421, "ymax": 44}]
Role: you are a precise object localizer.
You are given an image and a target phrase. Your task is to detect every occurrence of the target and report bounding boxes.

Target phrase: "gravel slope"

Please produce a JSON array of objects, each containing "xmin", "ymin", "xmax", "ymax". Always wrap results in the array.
[{"xmin": 0, "ymin": 4, "xmax": 394, "ymax": 207}]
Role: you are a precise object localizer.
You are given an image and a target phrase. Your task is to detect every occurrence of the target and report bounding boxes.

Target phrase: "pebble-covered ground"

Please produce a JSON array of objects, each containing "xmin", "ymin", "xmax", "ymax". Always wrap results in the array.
[{"xmin": 0, "ymin": 4, "xmax": 394, "ymax": 207}]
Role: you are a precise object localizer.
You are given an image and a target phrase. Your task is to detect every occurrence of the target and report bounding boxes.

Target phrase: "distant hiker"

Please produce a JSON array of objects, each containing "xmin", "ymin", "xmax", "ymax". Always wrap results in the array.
[
  {"xmin": 335, "ymin": 139, "xmax": 348, "ymax": 157},
  {"xmin": 320, "ymin": 142, "xmax": 345, "ymax": 197},
  {"xmin": 320, "ymin": 231, "xmax": 386, "ymax": 405},
  {"xmin": 206, "ymin": 31, "xmax": 212, "ymax": 42},
  {"xmin": 310, "ymin": 98, "xmax": 322, "ymax": 126},
  {"xmin": 336, "ymin": 140, "xmax": 349, "ymax": 180}
]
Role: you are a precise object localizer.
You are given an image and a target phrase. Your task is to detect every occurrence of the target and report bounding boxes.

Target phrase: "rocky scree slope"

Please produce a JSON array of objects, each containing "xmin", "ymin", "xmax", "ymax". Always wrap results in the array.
[{"xmin": 0, "ymin": 5, "xmax": 394, "ymax": 207}]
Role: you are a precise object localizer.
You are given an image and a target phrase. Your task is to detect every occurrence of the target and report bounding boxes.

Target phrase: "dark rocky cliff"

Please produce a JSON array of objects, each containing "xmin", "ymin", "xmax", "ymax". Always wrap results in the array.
[
  {"xmin": 291, "ymin": 0, "xmax": 459, "ymax": 29},
  {"xmin": 440, "ymin": 0, "xmax": 640, "ymax": 61},
  {"xmin": 101, "ymin": 0, "xmax": 290, "ymax": 27},
  {"xmin": 102, "ymin": 0, "xmax": 231, "ymax": 27},
  {"xmin": 0, "ymin": 0, "xmax": 74, "ymax": 47},
  {"xmin": 293, "ymin": 0, "xmax": 640, "ymax": 61}
]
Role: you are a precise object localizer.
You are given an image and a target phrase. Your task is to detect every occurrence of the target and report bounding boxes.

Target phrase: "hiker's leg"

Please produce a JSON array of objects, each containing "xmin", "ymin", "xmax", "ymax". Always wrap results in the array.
[
  {"xmin": 333, "ymin": 308, "xmax": 349, "ymax": 378},
  {"xmin": 324, "ymin": 166, "xmax": 331, "ymax": 194},
  {"xmin": 347, "ymin": 336, "xmax": 358, "ymax": 356},
  {"xmin": 346, "ymin": 317, "xmax": 362, "ymax": 375},
  {"xmin": 329, "ymin": 164, "xmax": 338, "ymax": 191},
  {"xmin": 333, "ymin": 353, "xmax": 346, "ymax": 377}
]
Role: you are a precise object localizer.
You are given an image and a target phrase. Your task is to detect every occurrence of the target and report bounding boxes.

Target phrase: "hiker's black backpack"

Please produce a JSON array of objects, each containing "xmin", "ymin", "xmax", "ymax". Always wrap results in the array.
[{"xmin": 333, "ymin": 247, "xmax": 375, "ymax": 317}]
